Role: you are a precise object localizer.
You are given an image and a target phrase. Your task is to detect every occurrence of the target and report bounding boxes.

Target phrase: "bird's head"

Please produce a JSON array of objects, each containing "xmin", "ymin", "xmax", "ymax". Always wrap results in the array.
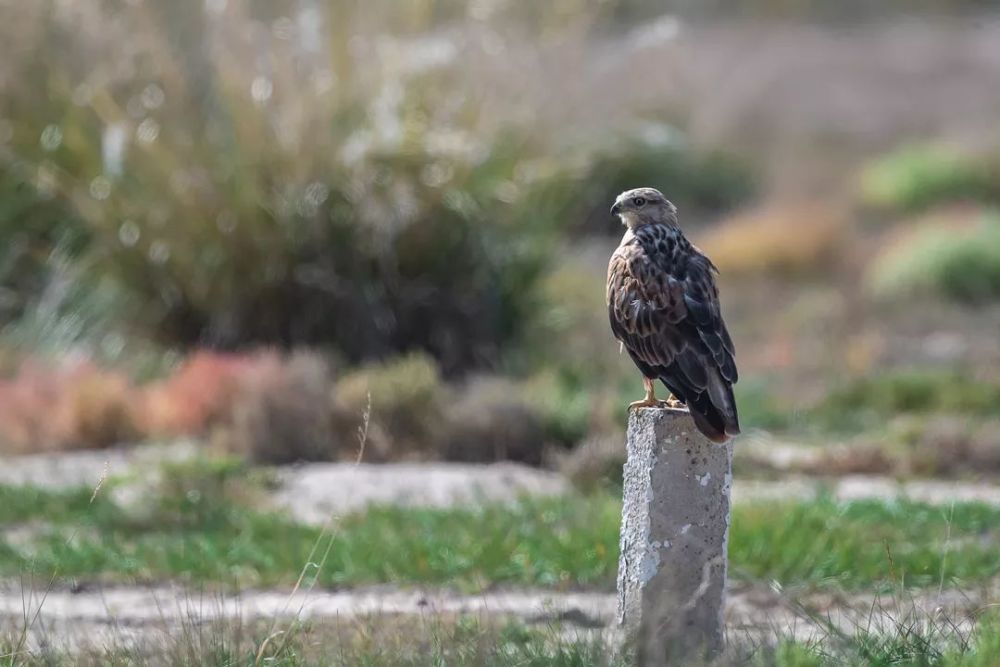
[{"xmin": 610, "ymin": 187, "xmax": 678, "ymax": 230}]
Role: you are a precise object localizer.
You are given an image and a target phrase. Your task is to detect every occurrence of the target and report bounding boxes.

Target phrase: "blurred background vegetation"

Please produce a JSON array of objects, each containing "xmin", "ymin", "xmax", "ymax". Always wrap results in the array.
[{"xmin": 0, "ymin": 0, "xmax": 998, "ymax": 482}]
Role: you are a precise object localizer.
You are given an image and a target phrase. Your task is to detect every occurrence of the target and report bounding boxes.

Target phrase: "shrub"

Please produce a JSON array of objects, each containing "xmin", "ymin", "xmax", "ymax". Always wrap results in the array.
[
  {"xmin": 138, "ymin": 351, "xmax": 252, "ymax": 437},
  {"xmin": 333, "ymin": 352, "xmax": 446, "ymax": 461},
  {"xmin": 212, "ymin": 351, "xmax": 337, "ymax": 465},
  {"xmin": 62, "ymin": 365, "xmax": 138, "ymax": 449},
  {"xmin": 787, "ymin": 416, "xmax": 1000, "ymax": 477},
  {"xmin": 0, "ymin": 3, "xmax": 760, "ymax": 373},
  {"xmin": 860, "ymin": 144, "xmax": 1000, "ymax": 213},
  {"xmin": 697, "ymin": 202, "xmax": 848, "ymax": 277},
  {"xmin": 556, "ymin": 436, "xmax": 624, "ymax": 491},
  {"xmin": 0, "ymin": 359, "xmax": 137, "ymax": 453},
  {"xmin": 867, "ymin": 214, "xmax": 1000, "ymax": 303},
  {"xmin": 0, "ymin": 166, "xmax": 89, "ymax": 328},
  {"xmin": 441, "ymin": 376, "xmax": 548, "ymax": 464},
  {"xmin": 0, "ymin": 2, "xmax": 556, "ymax": 374},
  {"xmin": 895, "ymin": 416, "xmax": 1000, "ymax": 477},
  {"xmin": 522, "ymin": 371, "xmax": 609, "ymax": 448}
]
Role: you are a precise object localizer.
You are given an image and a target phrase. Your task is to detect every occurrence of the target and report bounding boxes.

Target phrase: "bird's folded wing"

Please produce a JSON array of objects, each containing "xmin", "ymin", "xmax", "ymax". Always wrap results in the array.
[{"xmin": 607, "ymin": 242, "xmax": 738, "ymax": 387}]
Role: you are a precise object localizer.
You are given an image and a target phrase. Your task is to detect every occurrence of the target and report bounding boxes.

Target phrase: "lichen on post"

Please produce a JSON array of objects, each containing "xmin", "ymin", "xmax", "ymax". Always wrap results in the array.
[{"xmin": 617, "ymin": 407, "xmax": 734, "ymax": 665}]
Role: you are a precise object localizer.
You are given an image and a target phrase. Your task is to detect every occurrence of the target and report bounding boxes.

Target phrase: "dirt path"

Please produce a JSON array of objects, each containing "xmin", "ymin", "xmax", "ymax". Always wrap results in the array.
[{"xmin": 2, "ymin": 579, "xmax": 993, "ymax": 652}]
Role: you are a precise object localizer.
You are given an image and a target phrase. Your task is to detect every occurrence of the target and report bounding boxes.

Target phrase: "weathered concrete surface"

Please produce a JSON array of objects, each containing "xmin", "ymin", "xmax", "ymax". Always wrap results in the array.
[
  {"xmin": 272, "ymin": 462, "xmax": 570, "ymax": 522},
  {"xmin": 617, "ymin": 407, "xmax": 733, "ymax": 664}
]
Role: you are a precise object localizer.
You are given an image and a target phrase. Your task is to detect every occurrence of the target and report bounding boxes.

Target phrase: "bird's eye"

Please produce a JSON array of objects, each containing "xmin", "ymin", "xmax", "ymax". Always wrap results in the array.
[{"xmin": 633, "ymin": 197, "xmax": 646, "ymax": 207}]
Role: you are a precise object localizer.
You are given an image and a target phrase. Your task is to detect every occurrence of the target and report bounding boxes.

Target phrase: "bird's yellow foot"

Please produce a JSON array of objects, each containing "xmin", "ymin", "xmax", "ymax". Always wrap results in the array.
[
  {"xmin": 665, "ymin": 395, "xmax": 684, "ymax": 408},
  {"xmin": 629, "ymin": 378, "xmax": 669, "ymax": 410},
  {"xmin": 628, "ymin": 397, "xmax": 670, "ymax": 410}
]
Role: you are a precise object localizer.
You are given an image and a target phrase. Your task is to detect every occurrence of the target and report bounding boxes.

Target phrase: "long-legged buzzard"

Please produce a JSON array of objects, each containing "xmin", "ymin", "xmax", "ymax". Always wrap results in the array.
[{"xmin": 607, "ymin": 187, "xmax": 740, "ymax": 443}]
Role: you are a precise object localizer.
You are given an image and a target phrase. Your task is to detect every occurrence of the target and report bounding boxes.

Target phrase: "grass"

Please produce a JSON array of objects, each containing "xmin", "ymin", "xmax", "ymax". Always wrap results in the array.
[
  {"xmin": 0, "ymin": 483, "xmax": 619, "ymax": 590},
  {"xmin": 1, "ymin": 616, "xmax": 622, "ymax": 667},
  {"xmin": 740, "ymin": 370, "xmax": 1000, "ymax": 438},
  {"xmin": 867, "ymin": 215, "xmax": 1000, "ymax": 304},
  {"xmin": 813, "ymin": 371, "xmax": 1000, "ymax": 434},
  {"xmin": 2, "ymin": 473, "xmax": 1000, "ymax": 592},
  {"xmin": 749, "ymin": 609, "xmax": 1000, "ymax": 666},
  {"xmin": 4, "ymin": 609, "xmax": 1000, "ymax": 666},
  {"xmin": 730, "ymin": 496, "xmax": 1000, "ymax": 590},
  {"xmin": 860, "ymin": 145, "xmax": 1000, "ymax": 213},
  {"xmin": 2, "ymin": 464, "xmax": 1000, "ymax": 665},
  {"xmin": 756, "ymin": 609, "xmax": 1000, "ymax": 667}
]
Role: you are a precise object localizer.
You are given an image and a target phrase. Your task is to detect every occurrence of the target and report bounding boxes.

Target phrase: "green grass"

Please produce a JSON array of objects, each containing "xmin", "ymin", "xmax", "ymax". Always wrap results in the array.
[
  {"xmin": 0, "ymin": 483, "xmax": 620, "ymax": 590},
  {"xmin": 860, "ymin": 144, "xmax": 1000, "ymax": 213},
  {"xmin": 813, "ymin": 370, "xmax": 1000, "ymax": 434},
  {"xmin": 2, "ymin": 474, "xmax": 999, "ymax": 592},
  {"xmin": 757, "ymin": 609, "xmax": 1000, "ymax": 667},
  {"xmin": 730, "ymin": 496, "xmax": 1000, "ymax": 589}
]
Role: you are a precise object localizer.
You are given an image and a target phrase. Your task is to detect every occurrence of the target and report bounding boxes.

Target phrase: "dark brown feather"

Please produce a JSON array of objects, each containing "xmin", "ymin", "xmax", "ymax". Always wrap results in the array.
[{"xmin": 608, "ymin": 223, "xmax": 740, "ymax": 441}]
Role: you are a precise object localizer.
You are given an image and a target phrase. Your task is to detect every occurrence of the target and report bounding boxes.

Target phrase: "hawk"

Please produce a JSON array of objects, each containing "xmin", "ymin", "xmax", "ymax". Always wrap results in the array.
[{"xmin": 607, "ymin": 187, "xmax": 740, "ymax": 443}]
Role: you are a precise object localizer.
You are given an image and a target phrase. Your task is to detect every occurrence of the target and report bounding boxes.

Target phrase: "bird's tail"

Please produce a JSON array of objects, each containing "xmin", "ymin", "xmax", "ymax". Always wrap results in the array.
[{"xmin": 684, "ymin": 371, "xmax": 740, "ymax": 443}]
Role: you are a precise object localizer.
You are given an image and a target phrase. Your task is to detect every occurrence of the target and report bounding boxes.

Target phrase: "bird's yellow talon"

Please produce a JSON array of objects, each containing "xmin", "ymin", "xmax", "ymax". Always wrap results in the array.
[{"xmin": 629, "ymin": 378, "xmax": 668, "ymax": 410}]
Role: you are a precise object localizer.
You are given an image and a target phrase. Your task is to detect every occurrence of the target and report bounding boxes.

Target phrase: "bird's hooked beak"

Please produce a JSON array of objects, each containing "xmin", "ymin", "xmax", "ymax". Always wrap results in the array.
[{"xmin": 610, "ymin": 201, "xmax": 623, "ymax": 216}]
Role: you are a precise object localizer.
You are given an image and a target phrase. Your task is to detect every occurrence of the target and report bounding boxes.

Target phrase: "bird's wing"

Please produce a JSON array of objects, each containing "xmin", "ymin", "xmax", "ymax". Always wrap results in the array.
[{"xmin": 608, "ymin": 227, "xmax": 739, "ymax": 439}]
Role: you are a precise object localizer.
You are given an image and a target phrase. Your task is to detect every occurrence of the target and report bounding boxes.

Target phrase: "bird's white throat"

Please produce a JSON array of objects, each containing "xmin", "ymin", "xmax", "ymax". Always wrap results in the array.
[{"xmin": 619, "ymin": 211, "xmax": 643, "ymax": 230}]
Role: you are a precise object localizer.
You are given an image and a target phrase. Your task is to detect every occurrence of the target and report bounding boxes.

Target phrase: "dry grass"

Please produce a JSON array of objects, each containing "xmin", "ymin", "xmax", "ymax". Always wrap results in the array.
[
  {"xmin": 0, "ymin": 350, "xmax": 581, "ymax": 465},
  {"xmin": 139, "ymin": 352, "xmax": 252, "ymax": 437},
  {"xmin": 332, "ymin": 353, "xmax": 446, "ymax": 462},
  {"xmin": 0, "ymin": 360, "xmax": 137, "ymax": 453},
  {"xmin": 555, "ymin": 436, "xmax": 625, "ymax": 491},
  {"xmin": 212, "ymin": 351, "xmax": 338, "ymax": 465},
  {"xmin": 442, "ymin": 376, "xmax": 548, "ymax": 465},
  {"xmin": 697, "ymin": 202, "xmax": 849, "ymax": 278},
  {"xmin": 813, "ymin": 416, "xmax": 1000, "ymax": 478}
]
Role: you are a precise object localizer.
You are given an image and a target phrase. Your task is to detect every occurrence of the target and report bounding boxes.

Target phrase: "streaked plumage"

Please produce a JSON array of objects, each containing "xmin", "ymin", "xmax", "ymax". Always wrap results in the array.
[{"xmin": 607, "ymin": 187, "xmax": 740, "ymax": 442}]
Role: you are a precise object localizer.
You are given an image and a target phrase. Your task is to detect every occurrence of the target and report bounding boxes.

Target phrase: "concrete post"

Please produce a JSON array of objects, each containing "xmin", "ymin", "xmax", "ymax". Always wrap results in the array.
[{"xmin": 617, "ymin": 407, "xmax": 734, "ymax": 665}]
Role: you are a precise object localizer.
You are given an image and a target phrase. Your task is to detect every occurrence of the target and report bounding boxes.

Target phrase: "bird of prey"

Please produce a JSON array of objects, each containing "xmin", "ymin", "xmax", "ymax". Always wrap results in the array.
[{"xmin": 607, "ymin": 187, "xmax": 740, "ymax": 443}]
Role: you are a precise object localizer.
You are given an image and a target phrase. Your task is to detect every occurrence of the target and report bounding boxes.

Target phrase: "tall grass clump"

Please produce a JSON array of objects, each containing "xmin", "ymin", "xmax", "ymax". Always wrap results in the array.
[
  {"xmin": 0, "ymin": 166, "xmax": 89, "ymax": 330},
  {"xmin": 0, "ymin": 2, "xmax": 578, "ymax": 372}
]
